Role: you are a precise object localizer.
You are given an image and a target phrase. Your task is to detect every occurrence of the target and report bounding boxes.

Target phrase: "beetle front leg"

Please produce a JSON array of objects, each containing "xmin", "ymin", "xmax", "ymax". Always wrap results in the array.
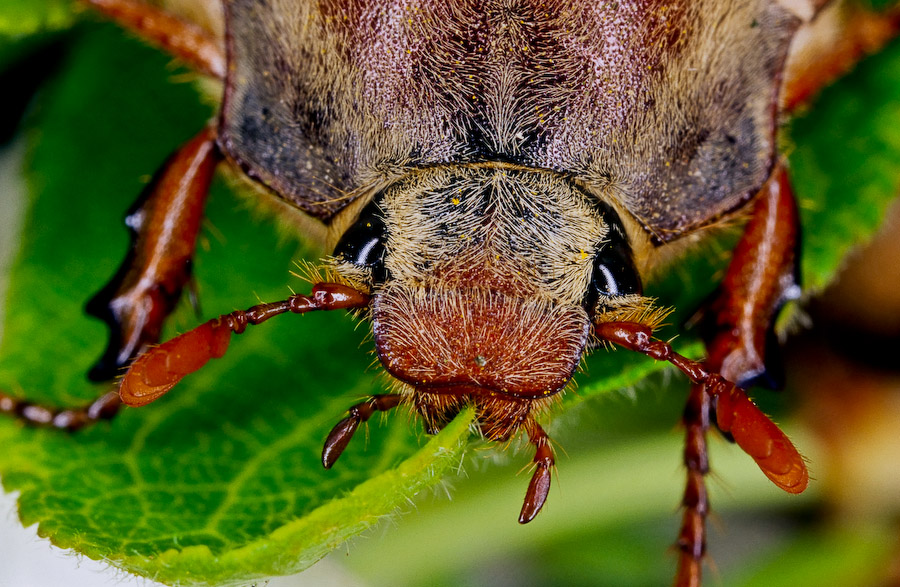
[
  {"xmin": 87, "ymin": 126, "xmax": 221, "ymax": 380},
  {"xmin": 596, "ymin": 321, "xmax": 809, "ymax": 493},
  {"xmin": 0, "ymin": 390, "xmax": 121, "ymax": 431},
  {"xmin": 591, "ymin": 168, "xmax": 799, "ymax": 586},
  {"xmin": 594, "ymin": 319, "xmax": 809, "ymax": 586},
  {"xmin": 119, "ymin": 283, "xmax": 370, "ymax": 406}
]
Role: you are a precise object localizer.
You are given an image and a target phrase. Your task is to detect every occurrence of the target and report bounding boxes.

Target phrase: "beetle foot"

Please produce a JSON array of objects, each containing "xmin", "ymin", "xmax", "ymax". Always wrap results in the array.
[{"xmin": 0, "ymin": 390, "xmax": 120, "ymax": 431}]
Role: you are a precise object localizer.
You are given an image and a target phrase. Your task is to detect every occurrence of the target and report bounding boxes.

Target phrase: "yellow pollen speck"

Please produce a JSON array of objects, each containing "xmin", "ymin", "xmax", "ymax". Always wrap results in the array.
[
  {"xmin": 580, "ymin": 249, "xmax": 587, "ymax": 259},
  {"xmin": 451, "ymin": 197, "xmax": 460, "ymax": 205}
]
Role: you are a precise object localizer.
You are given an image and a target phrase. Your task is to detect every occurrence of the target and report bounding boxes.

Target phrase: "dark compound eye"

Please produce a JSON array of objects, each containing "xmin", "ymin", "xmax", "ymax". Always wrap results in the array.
[
  {"xmin": 590, "ymin": 239, "xmax": 641, "ymax": 296},
  {"xmin": 333, "ymin": 198, "xmax": 389, "ymax": 284},
  {"xmin": 584, "ymin": 208, "xmax": 642, "ymax": 314}
]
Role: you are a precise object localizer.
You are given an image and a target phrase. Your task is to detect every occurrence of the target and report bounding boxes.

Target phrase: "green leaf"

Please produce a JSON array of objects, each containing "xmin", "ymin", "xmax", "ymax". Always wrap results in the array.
[
  {"xmin": 1, "ymin": 11, "xmax": 899, "ymax": 587},
  {"xmin": 335, "ymin": 411, "xmax": 823, "ymax": 587},
  {"xmin": 735, "ymin": 525, "xmax": 896, "ymax": 587},
  {"xmin": 864, "ymin": 0, "xmax": 900, "ymax": 12}
]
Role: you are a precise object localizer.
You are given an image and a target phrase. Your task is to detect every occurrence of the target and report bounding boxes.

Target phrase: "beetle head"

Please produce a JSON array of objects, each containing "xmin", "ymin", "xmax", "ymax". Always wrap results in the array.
[{"xmin": 333, "ymin": 166, "xmax": 645, "ymax": 406}]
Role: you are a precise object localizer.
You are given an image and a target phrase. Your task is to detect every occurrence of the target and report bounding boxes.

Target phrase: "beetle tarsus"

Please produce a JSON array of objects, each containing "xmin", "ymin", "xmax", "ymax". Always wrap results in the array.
[
  {"xmin": 518, "ymin": 420, "xmax": 555, "ymax": 524},
  {"xmin": 0, "ymin": 390, "xmax": 120, "ymax": 432},
  {"xmin": 673, "ymin": 381, "xmax": 711, "ymax": 587},
  {"xmin": 322, "ymin": 394, "xmax": 404, "ymax": 469}
]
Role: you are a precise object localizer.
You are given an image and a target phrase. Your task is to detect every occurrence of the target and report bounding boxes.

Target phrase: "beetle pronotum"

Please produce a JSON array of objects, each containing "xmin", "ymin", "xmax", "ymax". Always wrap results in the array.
[{"xmin": 2, "ymin": 0, "xmax": 897, "ymax": 584}]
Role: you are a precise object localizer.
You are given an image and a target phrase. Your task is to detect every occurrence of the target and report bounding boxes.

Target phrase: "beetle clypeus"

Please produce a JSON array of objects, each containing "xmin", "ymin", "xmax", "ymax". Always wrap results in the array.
[{"xmin": 2, "ymin": 0, "xmax": 898, "ymax": 584}]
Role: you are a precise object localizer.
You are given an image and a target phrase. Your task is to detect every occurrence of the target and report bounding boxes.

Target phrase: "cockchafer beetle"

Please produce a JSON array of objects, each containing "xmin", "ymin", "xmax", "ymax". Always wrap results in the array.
[{"xmin": 2, "ymin": 0, "xmax": 898, "ymax": 584}]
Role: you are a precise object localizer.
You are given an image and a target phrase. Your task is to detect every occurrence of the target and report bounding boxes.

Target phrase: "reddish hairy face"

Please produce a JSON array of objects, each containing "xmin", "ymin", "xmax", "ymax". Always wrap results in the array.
[{"xmin": 373, "ymin": 285, "xmax": 591, "ymax": 397}]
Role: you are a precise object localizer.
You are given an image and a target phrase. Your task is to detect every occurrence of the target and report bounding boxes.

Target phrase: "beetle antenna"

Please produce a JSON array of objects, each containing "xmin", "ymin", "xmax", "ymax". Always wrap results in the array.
[
  {"xmin": 595, "ymin": 321, "xmax": 808, "ymax": 492},
  {"xmin": 119, "ymin": 283, "xmax": 370, "ymax": 407},
  {"xmin": 594, "ymin": 320, "xmax": 808, "ymax": 585}
]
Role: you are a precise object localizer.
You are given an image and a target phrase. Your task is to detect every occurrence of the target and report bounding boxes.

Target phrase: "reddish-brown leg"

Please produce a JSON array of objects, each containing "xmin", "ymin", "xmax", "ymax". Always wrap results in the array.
[
  {"xmin": 87, "ymin": 126, "xmax": 220, "ymax": 381},
  {"xmin": 0, "ymin": 391, "xmax": 121, "ymax": 431},
  {"xmin": 119, "ymin": 282, "xmax": 370, "ymax": 407},
  {"xmin": 519, "ymin": 419, "xmax": 555, "ymax": 524},
  {"xmin": 783, "ymin": 4, "xmax": 900, "ymax": 112},
  {"xmin": 0, "ymin": 129, "xmax": 221, "ymax": 430},
  {"xmin": 704, "ymin": 168, "xmax": 800, "ymax": 388},
  {"xmin": 596, "ymin": 167, "xmax": 807, "ymax": 586},
  {"xmin": 5, "ymin": 3, "xmax": 224, "ymax": 429},
  {"xmin": 673, "ymin": 381, "xmax": 709, "ymax": 587},
  {"xmin": 670, "ymin": 167, "xmax": 802, "ymax": 586},
  {"xmin": 83, "ymin": 0, "xmax": 225, "ymax": 79},
  {"xmin": 321, "ymin": 394, "xmax": 405, "ymax": 469}
]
